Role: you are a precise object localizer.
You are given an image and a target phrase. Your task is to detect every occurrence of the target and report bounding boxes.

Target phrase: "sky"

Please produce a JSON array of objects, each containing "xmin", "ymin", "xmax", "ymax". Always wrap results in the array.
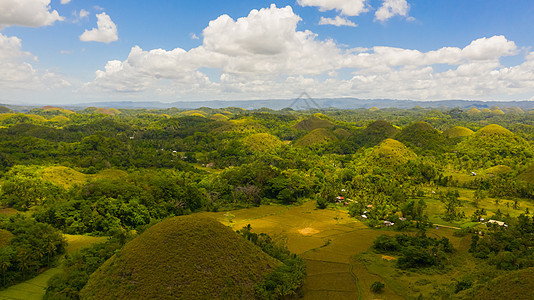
[{"xmin": 1, "ymin": 0, "xmax": 534, "ymax": 105}]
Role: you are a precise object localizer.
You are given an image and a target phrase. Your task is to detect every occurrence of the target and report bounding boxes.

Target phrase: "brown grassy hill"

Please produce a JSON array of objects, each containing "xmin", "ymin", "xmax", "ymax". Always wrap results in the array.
[
  {"xmin": 80, "ymin": 216, "xmax": 280, "ymax": 300},
  {"xmin": 443, "ymin": 126, "xmax": 474, "ymax": 138},
  {"xmin": 470, "ymin": 268, "xmax": 534, "ymax": 300},
  {"xmin": 293, "ymin": 115, "xmax": 334, "ymax": 131}
]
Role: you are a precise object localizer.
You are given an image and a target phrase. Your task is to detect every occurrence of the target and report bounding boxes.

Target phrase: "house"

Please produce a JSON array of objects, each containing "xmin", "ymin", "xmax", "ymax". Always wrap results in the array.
[
  {"xmin": 488, "ymin": 219, "xmax": 507, "ymax": 226},
  {"xmin": 384, "ymin": 221, "xmax": 395, "ymax": 226},
  {"xmin": 361, "ymin": 214, "xmax": 367, "ymax": 219}
]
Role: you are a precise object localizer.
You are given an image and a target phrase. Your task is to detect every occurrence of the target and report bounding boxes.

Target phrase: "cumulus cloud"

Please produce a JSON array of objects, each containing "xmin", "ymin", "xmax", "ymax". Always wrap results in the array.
[
  {"xmin": 297, "ymin": 0, "xmax": 368, "ymax": 16},
  {"xmin": 190, "ymin": 33, "xmax": 199, "ymax": 40},
  {"xmin": 84, "ymin": 5, "xmax": 534, "ymax": 101},
  {"xmin": 375, "ymin": 0, "xmax": 410, "ymax": 21},
  {"xmin": 60, "ymin": 0, "xmax": 71, "ymax": 4},
  {"xmin": 319, "ymin": 16, "xmax": 357, "ymax": 27},
  {"xmin": 0, "ymin": 0, "xmax": 64, "ymax": 28},
  {"xmin": 0, "ymin": 33, "xmax": 69, "ymax": 90},
  {"xmin": 79, "ymin": 12, "xmax": 118, "ymax": 43}
]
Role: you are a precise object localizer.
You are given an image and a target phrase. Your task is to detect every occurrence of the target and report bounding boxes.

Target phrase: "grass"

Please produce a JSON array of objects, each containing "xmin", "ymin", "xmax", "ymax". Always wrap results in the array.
[
  {"xmin": 443, "ymin": 126, "xmax": 474, "ymax": 138},
  {"xmin": 294, "ymin": 128, "xmax": 337, "ymax": 147},
  {"xmin": 0, "ymin": 229, "xmax": 13, "ymax": 248},
  {"xmin": 64, "ymin": 234, "xmax": 108, "ymax": 254},
  {"xmin": 198, "ymin": 201, "xmax": 405, "ymax": 299},
  {"xmin": 0, "ymin": 234, "xmax": 108, "ymax": 300},
  {"xmin": 42, "ymin": 166, "xmax": 87, "ymax": 189},
  {"xmin": 81, "ymin": 216, "xmax": 280, "ymax": 300},
  {"xmin": 242, "ymin": 132, "xmax": 283, "ymax": 152},
  {"xmin": 367, "ymin": 138, "xmax": 417, "ymax": 167},
  {"xmin": 293, "ymin": 115, "xmax": 334, "ymax": 131}
]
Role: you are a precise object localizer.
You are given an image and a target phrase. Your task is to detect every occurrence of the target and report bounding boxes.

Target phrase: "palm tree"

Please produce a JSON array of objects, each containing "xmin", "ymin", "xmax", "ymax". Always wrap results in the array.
[{"xmin": 0, "ymin": 247, "xmax": 13, "ymax": 286}]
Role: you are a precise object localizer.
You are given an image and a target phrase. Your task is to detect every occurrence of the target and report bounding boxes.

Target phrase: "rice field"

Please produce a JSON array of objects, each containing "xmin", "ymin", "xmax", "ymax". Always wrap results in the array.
[{"xmin": 199, "ymin": 201, "xmax": 404, "ymax": 299}]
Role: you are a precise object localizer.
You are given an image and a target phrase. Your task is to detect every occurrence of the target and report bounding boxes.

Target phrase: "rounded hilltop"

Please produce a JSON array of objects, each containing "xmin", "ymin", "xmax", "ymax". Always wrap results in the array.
[
  {"xmin": 358, "ymin": 120, "xmax": 398, "ymax": 147},
  {"xmin": 366, "ymin": 138, "xmax": 417, "ymax": 167},
  {"xmin": 395, "ymin": 121, "xmax": 447, "ymax": 152},
  {"xmin": 80, "ymin": 215, "xmax": 280, "ymax": 300},
  {"xmin": 443, "ymin": 126, "xmax": 474, "ymax": 138}
]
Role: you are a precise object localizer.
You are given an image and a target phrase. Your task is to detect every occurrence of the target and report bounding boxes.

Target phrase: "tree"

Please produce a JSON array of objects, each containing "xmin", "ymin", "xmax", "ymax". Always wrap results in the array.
[
  {"xmin": 370, "ymin": 281, "xmax": 385, "ymax": 293},
  {"xmin": 0, "ymin": 247, "xmax": 13, "ymax": 286}
]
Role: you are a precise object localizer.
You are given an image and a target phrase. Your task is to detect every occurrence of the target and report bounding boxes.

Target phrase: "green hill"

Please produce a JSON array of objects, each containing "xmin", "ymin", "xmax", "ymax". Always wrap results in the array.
[
  {"xmin": 242, "ymin": 133, "xmax": 283, "ymax": 152},
  {"xmin": 395, "ymin": 121, "xmax": 447, "ymax": 152},
  {"xmin": 483, "ymin": 165, "xmax": 512, "ymax": 176},
  {"xmin": 443, "ymin": 126, "xmax": 474, "ymax": 138},
  {"xmin": 357, "ymin": 120, "xmax": 399, "ymax": 147},
  {"xmin": 518, "ymin": 164, "xmax": 534, "ymax": 184},
  {"xmin": 294, "ymin": 128, "xmax": 337, "ymax": 147},
  {"xmin": 467, "ymin": 108, "xmax": 481, "ymax": 115},
  {"xmin": 366, "ymin": 139, "xmax": 417, "ymax": 167},
  {"xmin": 293, "ymin": 115, "xmax": 334, "ymax": 131},
  {"xmin": 80, "ymin": 216, "xmax": 280, "ymax": 300},
  {"xmin": 456, "ymin": 124, "xmax": 532, "ymax": 168},
  {"xmin": 470, "ymin": 268, "xmax": 534, "ymax": 300}
]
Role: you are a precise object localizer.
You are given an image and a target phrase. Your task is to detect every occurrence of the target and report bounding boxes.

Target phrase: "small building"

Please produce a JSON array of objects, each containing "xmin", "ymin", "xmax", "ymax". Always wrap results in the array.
[{"xmin": 488, "ymin": 219, "xmax": 506, "ymax": 226}]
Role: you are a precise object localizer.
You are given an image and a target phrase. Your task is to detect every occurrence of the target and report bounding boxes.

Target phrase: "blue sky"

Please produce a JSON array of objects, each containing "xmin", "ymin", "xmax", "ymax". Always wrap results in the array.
[{"xmin": 1, "ymin": 0, "xmax": 534, "ymax": 105}]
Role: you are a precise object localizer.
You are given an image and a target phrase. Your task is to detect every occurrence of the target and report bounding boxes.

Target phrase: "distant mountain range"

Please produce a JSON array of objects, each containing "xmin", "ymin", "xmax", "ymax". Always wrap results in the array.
[{"xmin": 3, "ymin": 98, "xmax": 534, "ymax": 111}]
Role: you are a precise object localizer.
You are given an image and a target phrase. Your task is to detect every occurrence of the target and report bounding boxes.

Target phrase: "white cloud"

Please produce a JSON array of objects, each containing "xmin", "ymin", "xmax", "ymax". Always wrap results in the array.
[
  {"xmin": 0, "ymin": 33, "xmax": 70, "ymax": 90},
  {"xmin": 375, "ymin": 0, "xmax": 410, "ymax": 21},
  {"xmin": 297, "ymin": 0, "xmax": 368, "ymax": 16},
  {"xmin": 461, "ymin": 35, "xmax": 518, "ymax": 60},
  {"xmin": 84, "ymin": 5, "xmax": 534, "ymax": 102},
  {"xmin": 191, "ymin": 33, "xmax": 199, "ymax": 40},
  {"xmin": 60, "ymin": 0, "xmax": 71, "ymax": 4},
  {"xmin": 319, "ymin": 16, "xmax": 357, "ymax": 27},
  {"xmin": 79, "ymin": 9, "xmax": 90, "ymax": 19},
  {"xmin": 79, "ymin": 12, "xmax": 118, "ymax": 43},
  {"xmin": 0, "ymin": 0, "xmax": 63, "ymax": 28}
]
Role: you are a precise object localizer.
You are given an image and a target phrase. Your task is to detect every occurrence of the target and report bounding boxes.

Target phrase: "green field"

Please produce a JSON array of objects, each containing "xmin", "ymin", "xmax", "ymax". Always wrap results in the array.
[{"xmin": 0, "ymin": 235, "xmax": 108, "ymax": 300}]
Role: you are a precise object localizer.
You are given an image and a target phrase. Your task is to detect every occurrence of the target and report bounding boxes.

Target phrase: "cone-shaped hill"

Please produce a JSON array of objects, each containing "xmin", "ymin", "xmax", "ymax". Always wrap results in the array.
[
  {"xmin": 468, "ymin": 267, "xmax": 534, "ymax": 300},
  {"xmin": 242, "ymin": 132, "xmax": 283, "ymax": 152},
  {"xmin": 294, "ymin": 128, "xmax": 337, "ymax": 147},
  {"xmin": 443, "ymin": 126, "xmax": 474, "ymax": 139},
  {"xmin": 80, "ymin": 216, "xmax": 281, "ymax": 300},
  {"xmin": 456, "ymin": 124, "xmax": 532, "ymax": 168},
  {"xmin": 293, "ymin": 115, "xmax": 334, "ymax": 131},
  {"xmin": 356, "ymin": 120, "xmax": 399, "ymax": 147},
  {"xmin": 366, "ymin": 139, "xmax": 417, "ymax": 167},
  {"xmin": 395, "ymin": 121, "xmax": 448, "ymax": 152}
]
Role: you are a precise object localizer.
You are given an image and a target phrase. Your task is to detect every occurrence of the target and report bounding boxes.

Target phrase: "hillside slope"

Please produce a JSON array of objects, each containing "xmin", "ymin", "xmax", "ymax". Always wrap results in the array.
[{"xmin": 80, "ymin": 216, "xmax": 280, "ymax": 299}]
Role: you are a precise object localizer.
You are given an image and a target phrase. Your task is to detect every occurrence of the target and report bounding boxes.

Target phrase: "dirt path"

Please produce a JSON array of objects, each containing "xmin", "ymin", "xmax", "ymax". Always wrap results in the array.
[{"xmin": 433, "ymin": 223, "xmax": 461, "ymax": 230}]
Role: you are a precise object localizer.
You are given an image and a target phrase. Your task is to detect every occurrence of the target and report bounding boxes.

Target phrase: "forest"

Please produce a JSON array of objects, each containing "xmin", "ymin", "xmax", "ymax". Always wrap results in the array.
[{"xmin": 1, "ymin": 104, "xmax": 534, "ymax": 299}]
